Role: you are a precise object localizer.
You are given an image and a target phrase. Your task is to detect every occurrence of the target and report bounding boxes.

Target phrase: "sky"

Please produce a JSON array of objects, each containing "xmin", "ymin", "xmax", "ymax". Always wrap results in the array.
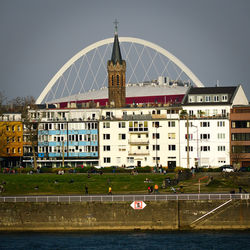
[{"xmin": 1, "ymin": 0, "xmax": 250, "ymax": 102}]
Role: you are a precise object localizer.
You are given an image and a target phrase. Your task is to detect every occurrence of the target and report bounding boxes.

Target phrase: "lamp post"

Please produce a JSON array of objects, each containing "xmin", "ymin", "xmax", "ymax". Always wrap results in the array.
[{"xmin": 192, "ymin": 125, "xmax": 199, "ymax": 168}]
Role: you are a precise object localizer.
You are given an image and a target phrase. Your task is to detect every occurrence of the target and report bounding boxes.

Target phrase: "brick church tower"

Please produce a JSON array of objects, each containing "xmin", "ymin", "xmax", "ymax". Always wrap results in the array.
[{"xmin": 107, "ymin": 21, "xmax": 126, "ymax": 108}]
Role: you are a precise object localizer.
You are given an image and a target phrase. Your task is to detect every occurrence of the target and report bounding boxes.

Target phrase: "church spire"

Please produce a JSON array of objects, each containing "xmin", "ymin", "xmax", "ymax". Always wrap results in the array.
[
  {"xmin": 111, "ymin": 19, "xmax": 123, "ymax": 65},
  {"xmin": 107, "ymin": 20, "xmax": 126, "ymax": 108}
]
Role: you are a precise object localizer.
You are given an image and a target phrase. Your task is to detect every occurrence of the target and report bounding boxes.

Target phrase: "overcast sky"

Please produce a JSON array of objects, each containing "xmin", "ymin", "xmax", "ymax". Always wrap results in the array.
[{"xmin": 1, "ymin": 0, "xmax": 250, "ymax": 102}]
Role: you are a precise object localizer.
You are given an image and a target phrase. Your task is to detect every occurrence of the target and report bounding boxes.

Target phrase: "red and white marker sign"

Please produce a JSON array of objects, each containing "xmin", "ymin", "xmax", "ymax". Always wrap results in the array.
[{"xmin": 130, "ymin": 201, "xmax": 147, "ymax": 210}]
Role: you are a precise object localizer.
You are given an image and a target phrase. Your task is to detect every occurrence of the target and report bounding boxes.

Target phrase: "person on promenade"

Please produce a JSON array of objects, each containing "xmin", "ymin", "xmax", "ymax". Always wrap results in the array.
[
  {"xmin": 108, "ymin": 186, "xmax": 112, "ymax": 195},
  {"xmin": 85, "ymin": 184, "xmax": 88, "ymax": 194},
  {"xmin": 154, "ymin": 184, "xmax": 159, "ymax": 194}
]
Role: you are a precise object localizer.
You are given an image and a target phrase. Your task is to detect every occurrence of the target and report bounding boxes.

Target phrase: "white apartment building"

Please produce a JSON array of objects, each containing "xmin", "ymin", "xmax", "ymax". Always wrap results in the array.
[
  {"xmin": 99, "ymin": 106, "xmax": 180, "ymax": 168},
  {"xmin": 180, "ymin": 85, "xmax": 248, "ymax": 168}
]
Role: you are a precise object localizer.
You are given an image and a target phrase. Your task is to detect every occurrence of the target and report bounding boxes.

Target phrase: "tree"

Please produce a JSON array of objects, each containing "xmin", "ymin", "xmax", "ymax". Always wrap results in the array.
[{"xmin": 20, "ymin": 97, "xmax": 38, "ymax": 170}]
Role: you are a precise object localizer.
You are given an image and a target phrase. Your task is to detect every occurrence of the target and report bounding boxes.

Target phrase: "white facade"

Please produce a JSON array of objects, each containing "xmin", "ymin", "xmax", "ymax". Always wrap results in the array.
[
  {"xmin": 180, "ymin": 118, "xmax": 230, "ymax": 168},
  {"xmin": 99, "ymin": 110, "xmax": 180, "ymax": 168}
]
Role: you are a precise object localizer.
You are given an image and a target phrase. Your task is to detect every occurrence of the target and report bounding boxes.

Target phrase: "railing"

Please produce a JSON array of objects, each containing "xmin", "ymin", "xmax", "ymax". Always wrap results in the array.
[
  {"xmin": 128, "ymin": 139, "xmax": 149, "ymax": 145},
  {"xmin": 0, "ymin": 193, "xmax": 248, "ymax": 203}
]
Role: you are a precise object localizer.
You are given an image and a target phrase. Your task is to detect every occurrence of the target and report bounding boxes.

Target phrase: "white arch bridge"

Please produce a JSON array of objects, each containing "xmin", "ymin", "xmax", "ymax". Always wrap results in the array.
[{"xmin": 36, "ymin": 37, "xmax": 204, "ymax": 104}]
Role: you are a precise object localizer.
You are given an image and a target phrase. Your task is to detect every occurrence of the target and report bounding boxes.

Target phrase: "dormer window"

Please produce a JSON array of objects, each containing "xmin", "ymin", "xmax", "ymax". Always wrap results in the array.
[
  {"xmin": 222, "ymin": 95, "xmax": 228, "ymax": 102},
  {"xmin": 214, "ymin": 96, "xmax": 219, "ymax": 102},
  {"xmin": 205, "ymin": 96, "xmax": 211, "ymax": 102},
  {"xmin": 197, "ymin": 96, "xmax": 203, "ymax": 102},
  {"xmin": 188, "ymin": 96, "xmax": 195, "ymax": 103}
]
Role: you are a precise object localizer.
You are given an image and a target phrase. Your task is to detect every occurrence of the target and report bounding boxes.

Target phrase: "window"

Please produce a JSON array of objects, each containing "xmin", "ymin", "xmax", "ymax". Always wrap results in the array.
[
  {"xmin": 103, "ymin": 122, "xmax": 110, "ymax": 128},
  {"xmin": 200, "ymin": 146, "xmax": 210, "ymax": 151},
  {"xmin": 119, "ymin": 134, "xmax": 126, "ymax": 140},
  {"xmin": 185, "ymin": 134, "xmax": 193, "ymax": 140},
  {"xmin": 168, "ymin": 121, "xmax": 175, "ymax": 127},
  {"xmin": 205, "ymin": 96, "xmax": 211, "ymax": 102},
  {"xmin": 127, "ymin": 157, "xmax": 134, "ymax": 164},
  {"xmin": 152, "ymin": 133, "xmax": 160, "ymax": 139},
  {"xmin": 17, "ymin": 125, "xmax": 21, "ymax": 131},
  {"xmin": 118, "ymin": 145, "xmax": 126, "ymax": 151},
  {"xmin": 111, "ymin": 75, "xmax": 114, "ymax": 85},
  {"xmin": 200, "ymin": 122, "xmax": 210, "ymax": 127},
  {"xmin": 231, "ymin": 133, "xmax": 250, "ymax": 141},
  {"xmin": 200, "ymin": 134, "xmax": 210, "ymax": 140},
  {"xmin": 153, "ymin": 157, "xmax": 160, "ymax": 161},
  {"xmin": 185, "ymin": 122, "xmax": 193, "ymax": 127},
  {"xmin": 18, "ymin": 147, "xmax": 21, "ymax": 154},
  {"xmin": 189, "ymin": 110, "xmax": 194, "ymax": 116},
  {"xmin": 18, "ymin": 136, "xmax": 21, "ymax": 142},
  {"xmin": 117, "ymin": 75, "xmax": 119, "ymax": 85},
  {"xmin": 217, "ymin": 121, "xmax": 225, "ymax": 127},
  {"xmin": 218, "ymin": 146, "xmax": 225, "ymax": 151},
  {"xmin": 104, "ymin": 157, "xmax": 111, "ymax": 163},
  {"xmin": 6, "ymin": 125, "xmax": 10, "ymax": 131},
  {"xmin": 153, "ymin": 145, "xmax": 160, "ymax": 151},
  {"xmin": 197, "ymin": 96, "xmax": 203, "ymax": 102},
  {"xmin": 232, "ymin": 121, "xmax": 250, "ymax": 128},
  {"xmin": 103, "ymin": 134, "xmax": 110, "ymax": 140},
  {"xmin": 222, "ymin": 95, "xmax": 228, "ymax": 102},
  {"xmin": 214, "ymin": 96, "xmax": 219, "ymax": 102},
  {"xmin": 152, "ymin": 121, "xmax": 160, "ymax": 128},
  {"xmin": 168, "ymin": 133, "xmax": 176, "ymax": 139},
  {"xmin": 12, "ymin": 148, "xmax": 15, "ymax": 154},
  {"xmin": 168, "ymin": 145, "xmax": 176, "ymax": 151},
  {"xmin": 6, "ymin": 148, "xmax": 10, "ymax": 154},
  {"xmin": 129, "ymin": 121, "xmax": 148, "ymax": 132},
  {"xmin": 12, "ymin": 126, "xmax": 15, "ymax": 132},
  {"xmin": 119, "ymin": 122, "xmax": 126, "ymax": 128},
  {"xmin": 103, "ymin": 145, "xmax": 111, "ymax": 151},
  {"xmin": 185, "ymin": 146, "xmax": 193, "ymax": 151},
  {"xmin": 218, "ymin": 133, "xmax": 225, "ymax": 139}
]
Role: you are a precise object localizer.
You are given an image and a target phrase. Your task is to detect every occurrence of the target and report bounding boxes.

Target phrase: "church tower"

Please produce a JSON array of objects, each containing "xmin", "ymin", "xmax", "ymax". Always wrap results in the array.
[{"xmin": 107, "ymin": 21, "xmax": 126, "ymax": 108}]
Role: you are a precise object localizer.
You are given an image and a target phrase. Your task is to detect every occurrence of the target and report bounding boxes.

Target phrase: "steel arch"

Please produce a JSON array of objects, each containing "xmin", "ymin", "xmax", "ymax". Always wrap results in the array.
[{"xmin": 36, "ymin": 37, "xmax": 203, "ymax": 104}]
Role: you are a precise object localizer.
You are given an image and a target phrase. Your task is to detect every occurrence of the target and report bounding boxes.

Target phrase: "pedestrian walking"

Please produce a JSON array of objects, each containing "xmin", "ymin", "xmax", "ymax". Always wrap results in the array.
[
  {"xmin": 154, "ymin": 184, "xmax": 159, "ymax": 194},
  {"xmin": 108, "ymin": 186, "xmax": 112, "ymax": 195},
  {"xmin": 85, "ymin": 184, "xmax": 88, "ymax": 194}
]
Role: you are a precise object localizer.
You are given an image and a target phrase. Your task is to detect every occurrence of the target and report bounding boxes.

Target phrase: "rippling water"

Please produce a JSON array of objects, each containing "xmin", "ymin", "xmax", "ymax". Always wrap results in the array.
[{"xmin": 0, "ymin": 231, "xmax": 249, "ymax": 250}]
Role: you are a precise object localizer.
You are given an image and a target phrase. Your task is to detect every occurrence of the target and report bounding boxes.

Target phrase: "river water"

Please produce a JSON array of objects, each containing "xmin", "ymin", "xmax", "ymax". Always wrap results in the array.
[{"xmin": 0, "ymin": 231, "xmax": 249, "ymax": 249}]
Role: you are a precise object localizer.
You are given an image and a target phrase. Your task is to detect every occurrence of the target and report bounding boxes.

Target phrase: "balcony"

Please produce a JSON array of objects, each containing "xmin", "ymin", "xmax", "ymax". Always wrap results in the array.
[
  {"xmin": 128, "ymin": 151, "xmax": 150, "ymax": 156},
  {"xmin": 128, "ymin": 139, "xmax": 149, "ymax": 145}
]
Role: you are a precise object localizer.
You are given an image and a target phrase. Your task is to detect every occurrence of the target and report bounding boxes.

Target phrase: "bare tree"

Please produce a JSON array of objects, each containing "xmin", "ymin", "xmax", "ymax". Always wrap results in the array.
[{"xmin": 21, "ymin": 97, "xmax": 38, "ymax": 170}]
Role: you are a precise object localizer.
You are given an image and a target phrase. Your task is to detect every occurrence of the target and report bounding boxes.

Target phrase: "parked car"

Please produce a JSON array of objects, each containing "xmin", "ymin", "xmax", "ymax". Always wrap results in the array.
[
  {"xmin": 220, "ymin": 165, "xmax": 234, "ymax": 173},
  {"xmin": 239, "ymin": 166, "xmax": 250, "ymax": 172},
  {"xmin": 125, "ymin": 166, "xmax": 136, "ymax": 170},
  {"xmin": 94, "ymin": 166, "xmax": 104, "ymax": 169}
]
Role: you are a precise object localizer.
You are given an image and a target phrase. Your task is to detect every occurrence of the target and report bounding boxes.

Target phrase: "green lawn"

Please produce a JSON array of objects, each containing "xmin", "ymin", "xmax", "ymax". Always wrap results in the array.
[{"xmin": 0, "ymin": 172, "xmax": 249, "ymax": 196}]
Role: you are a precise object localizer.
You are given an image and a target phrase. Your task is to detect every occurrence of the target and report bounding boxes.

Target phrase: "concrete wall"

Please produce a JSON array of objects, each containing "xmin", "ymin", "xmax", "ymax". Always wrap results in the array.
[{"xmin": 0, "ymin": 200, "xmax": 249, "ymax": 231}]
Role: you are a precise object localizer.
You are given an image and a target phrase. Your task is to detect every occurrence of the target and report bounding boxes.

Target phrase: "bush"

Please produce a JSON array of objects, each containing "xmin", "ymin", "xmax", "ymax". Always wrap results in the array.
[
  {"xmin": 39, "ymin": 167, "xmax": 54, "ymax": 173},
  {"xmin": 137, "ymin": 166, "xmax": 152, "ymax": 173}
]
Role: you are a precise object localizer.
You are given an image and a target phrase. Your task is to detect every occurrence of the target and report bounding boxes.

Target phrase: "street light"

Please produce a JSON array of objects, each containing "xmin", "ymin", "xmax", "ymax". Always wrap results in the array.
[{"xmin": 192, "ymin": 125, "xmax": 199, "ymax": 168}]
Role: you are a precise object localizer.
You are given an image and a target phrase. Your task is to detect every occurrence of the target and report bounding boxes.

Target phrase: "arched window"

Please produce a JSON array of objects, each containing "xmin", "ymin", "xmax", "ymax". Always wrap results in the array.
[
  {"xmin": 117, "ymin": 75, "xmax": 119, "ymax": 86},
  {"xmin": 111, "ymin": 75, "xmax": 114, "ymax": 85}
]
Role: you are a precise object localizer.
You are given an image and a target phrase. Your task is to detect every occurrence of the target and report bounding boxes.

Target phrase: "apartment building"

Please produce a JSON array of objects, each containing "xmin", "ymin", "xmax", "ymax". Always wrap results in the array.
[
  {"xmin": 180, "ymin": 85, "xmax": 249, "ymax": 168},
  {"xmin": 0, "ymin": 113, "xmax": 23, "ymax": 167},
  {"xmin": 230, "ymin": 106, "xmax": 250, "ymax": 168}
]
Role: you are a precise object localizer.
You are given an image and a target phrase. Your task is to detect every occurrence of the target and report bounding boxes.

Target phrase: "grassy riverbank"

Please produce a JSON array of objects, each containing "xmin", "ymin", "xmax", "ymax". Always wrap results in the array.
[{"xmin": 0, "ymin": 172, "xmax": 249, "ymax": 196}]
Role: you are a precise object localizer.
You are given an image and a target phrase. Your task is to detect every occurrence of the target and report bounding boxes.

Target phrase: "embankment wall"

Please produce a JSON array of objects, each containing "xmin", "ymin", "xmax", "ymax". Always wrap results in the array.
[{"xmin": 0, "ymin": 200, "xmax": 249, "ymax": 231}]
